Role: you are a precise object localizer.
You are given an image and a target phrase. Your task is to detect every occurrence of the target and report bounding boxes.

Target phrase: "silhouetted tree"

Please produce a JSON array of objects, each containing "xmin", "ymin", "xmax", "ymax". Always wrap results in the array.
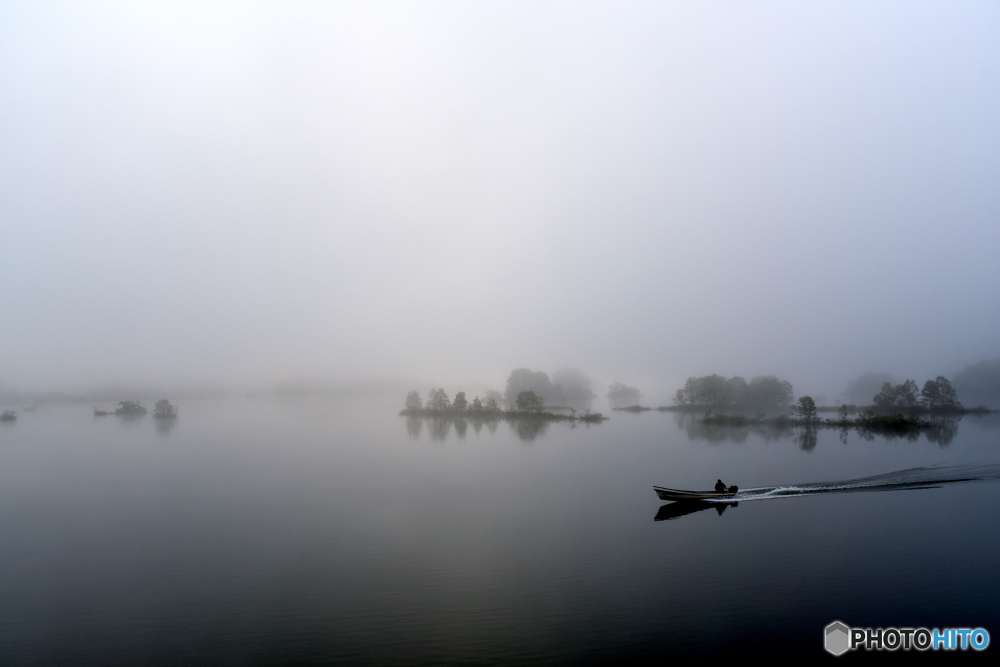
[
  {"xmin": 453, "ymin": 391, "xmax": 468, "ymax": 411},
  {"xmin": 673, "ymin": 374, "xmax": 793, "ymax": 410},
  {"xmin": 920, "ymin": 377, "xmax": 962, "ymax": 411},
  {"xmin": 153, "ymin": 399, "xmax": 177, "ymax": 418},
  {"xmin": 405, "ymin": 391, "xmax": 422, "ymax": 410},
  {"xmin": 484, "ymin": 396, "xmax": 499, "ymax": 411},
  {"xmin": 873, "ymin": 380, "xmax": 919, "ymax": 411},
  {"xmin": 673, "ymin": 374, "xmax": 732, "ymax": 407},
  {"xmin": 515, "ymin": 390, "xmax": 545, "ymax": 412},
  {"xmin": 471, "ymin": 396, "xmax": 483, "ymax": 410},
  {"xmin": 795, "ymin": 396, "xmax": 817, "ymax": 422},
  {"xmin": 427, "ymin": 388, "xmax": 451, "ymax": 411}
]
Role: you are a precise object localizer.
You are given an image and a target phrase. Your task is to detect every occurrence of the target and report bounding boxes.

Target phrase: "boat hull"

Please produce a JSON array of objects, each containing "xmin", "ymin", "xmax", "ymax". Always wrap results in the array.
[{"xmin": 653, "ymin": 487, "xmax": 737, "ymax": 501}]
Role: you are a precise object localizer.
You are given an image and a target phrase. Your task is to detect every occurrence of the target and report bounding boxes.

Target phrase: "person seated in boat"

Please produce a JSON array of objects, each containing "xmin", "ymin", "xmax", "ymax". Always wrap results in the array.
[{"xmin": 714, "ymin": 479, "xmax": 727, "ymax": 493}]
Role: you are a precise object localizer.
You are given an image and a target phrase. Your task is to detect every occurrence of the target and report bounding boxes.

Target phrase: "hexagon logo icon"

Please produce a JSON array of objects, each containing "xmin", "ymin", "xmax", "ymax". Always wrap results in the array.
[{"xmin": 825, "ymin": 621, "xmax": 850, "ymax": 656}]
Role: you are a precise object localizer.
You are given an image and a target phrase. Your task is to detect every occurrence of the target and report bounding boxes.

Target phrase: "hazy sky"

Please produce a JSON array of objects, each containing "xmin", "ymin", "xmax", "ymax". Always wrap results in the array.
[{"xmin": 2, "ymin": 2, "xmax": 998, "ymax": 399}]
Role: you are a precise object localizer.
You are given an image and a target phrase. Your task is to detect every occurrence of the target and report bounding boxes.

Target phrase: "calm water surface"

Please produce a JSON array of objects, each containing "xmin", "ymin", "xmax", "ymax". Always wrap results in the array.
[{"xmin": 1, "ymin": 396, "xmax": 998, "ymax": 664}]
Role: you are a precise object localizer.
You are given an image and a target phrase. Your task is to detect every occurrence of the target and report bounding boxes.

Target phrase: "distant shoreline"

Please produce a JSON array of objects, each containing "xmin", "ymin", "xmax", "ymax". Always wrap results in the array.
[{"xmin": 400, "ymin": 408, "xmax": 607, "ymax": 423}]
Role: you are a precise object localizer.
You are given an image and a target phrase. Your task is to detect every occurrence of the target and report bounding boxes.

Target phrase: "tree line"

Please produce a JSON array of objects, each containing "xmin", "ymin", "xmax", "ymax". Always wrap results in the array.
[
  {"xmin": 672, "ymin": 375, "xmax": 794, "ymax": 411},
  {"xmin": 403, "ymin": 388, "xmax": 606, "ymax": 422},
  {"xmin": 871, "ymin": 377, "xmax": 962, "ymax": 412},
  {"xmin": 673, "ymin": 373, "xmax": 971, "ymax": 414},
  {"xmin": 405, "ymin": 389, "xmax": 516, "ymax": 413}
]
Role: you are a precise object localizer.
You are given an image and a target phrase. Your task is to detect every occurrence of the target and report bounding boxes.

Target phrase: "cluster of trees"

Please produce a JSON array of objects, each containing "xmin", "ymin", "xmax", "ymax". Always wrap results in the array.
[
  {"xmin": 872, "ymin": 377, "xmax": 962, "ymax": 412},
  {"xmin": 514, "ymin": 390, "xmax": 545, "ymax": 412},
  {"xmin": 844, "ymin": 359, "xmax": 1000, "ymax": 410},
  {"xmin": 153, "ymin": 399, "xmax": 178, "ymax": 418},
  {"xmin": 115, "ymin": 400, "xmax": 147, "ymax": 415},
  {"xmin": 405, "ymin": 388, "xmax": 552, "ymax": 414},
  {"xmin": 672, "ymin": 375, "xmax": 794, "ymax": 411},
  {"xmin": 405, "ymin": 389, "xmax": 499, "ymax": 412},
  {"xmin": 111, "ymin": 399, "xmax": 179, "ymax": 417},
  {"xmin": 503, "ymin": 368, "xmax": 594, "ymax": 405}
]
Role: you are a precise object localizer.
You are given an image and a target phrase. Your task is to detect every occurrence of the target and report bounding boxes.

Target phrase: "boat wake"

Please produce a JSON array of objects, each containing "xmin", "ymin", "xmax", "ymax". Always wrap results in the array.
[{"xmin": 721, "ymin": 465, "xmax": 1000, "ymax": 503}]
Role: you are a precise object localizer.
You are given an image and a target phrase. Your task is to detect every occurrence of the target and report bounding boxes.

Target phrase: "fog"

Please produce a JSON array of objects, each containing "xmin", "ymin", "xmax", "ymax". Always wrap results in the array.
[{"xmin": 2, "ymin": 2, "xmax": 998, "ymax": 403}]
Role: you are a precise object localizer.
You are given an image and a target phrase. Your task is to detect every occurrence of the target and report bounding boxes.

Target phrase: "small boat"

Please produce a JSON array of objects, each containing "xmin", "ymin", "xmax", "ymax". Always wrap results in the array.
[{"xmin": 653, "ymin": 486, "xmax": 738, "ymax": 501}]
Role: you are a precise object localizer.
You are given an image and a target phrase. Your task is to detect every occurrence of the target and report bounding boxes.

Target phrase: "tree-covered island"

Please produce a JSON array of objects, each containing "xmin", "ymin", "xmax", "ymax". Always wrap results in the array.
[
  {"xmin": 656, "ymin": 374, "xmax": 993, "ymax": 440},
  {"xmin": 401, "ymin": 389, "xmax": 607, "ymax": 423}
]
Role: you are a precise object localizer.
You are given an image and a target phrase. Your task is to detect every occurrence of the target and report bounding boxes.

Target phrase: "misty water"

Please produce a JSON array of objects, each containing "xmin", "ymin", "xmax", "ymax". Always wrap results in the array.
[{"xmin": 1, "ymin": 396, "xmax": 998, "ymax": 664}]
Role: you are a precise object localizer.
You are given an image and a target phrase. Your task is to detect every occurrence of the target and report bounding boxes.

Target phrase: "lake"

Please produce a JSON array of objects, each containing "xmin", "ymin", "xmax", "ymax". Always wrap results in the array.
[{"xmin": 1, "ymin": 396, "xmax": 997, "ymax": 664}]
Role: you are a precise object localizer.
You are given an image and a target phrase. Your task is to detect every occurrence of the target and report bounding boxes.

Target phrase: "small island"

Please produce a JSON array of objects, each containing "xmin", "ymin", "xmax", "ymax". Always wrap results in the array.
[
  {"xmin": 114, "ymin": 400, "xmax": 148, "ymax": 416},
  {"xmin": 400, "ymin": 389, "xmax": 607, "ymax": 423},
  {"xmin": 651, "ymin": 374, "xmax": 994, "ymax": 443},
  {"xmin": 153, "ymin": 399, "xmax": 178, "ymax": 419}
]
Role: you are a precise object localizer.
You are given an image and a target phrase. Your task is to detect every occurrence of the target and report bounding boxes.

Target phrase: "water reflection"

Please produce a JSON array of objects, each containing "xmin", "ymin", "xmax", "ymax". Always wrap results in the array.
[
  {"xmin": 655, "ymin": 501, "xmax": 738, "ymax": 521},
  {"xmin": 674, "ymin": 411, "xmax": 963, "ymax": 448},
  {"xmin": 428, "ymin": 417, "xmax": 452, "ymax": 441},
  {"xmin": 671, "ymin": 412, "xmax": 793, "ymax": 444},
  {"xmin": 154, "ymin": 417, "xmax": 177, "ymax": 435},
  {"xmin": 115, "ymin": 413, "xmax": 146, "ymax": 426},
  {"xmin": 512, "ymin": 419, "xmax": 548, "ymax": 442},
  {"xmin": 405, "ymin": 416, "xmax": 422, "ymax": 439},
  {"xmin": 795, "ymin": 426, "xmax": 818, "ymax": 451},
  {"xmin": 924, "ymin": 417, "xmax": 958, "ymax": 446},
  {"xmin": 402, "ymin": 415, "xmax": 548, "ymax": 442},
  {"xmin": 853, "ymin": 416, "xmax": 958, "ymax": 447}
]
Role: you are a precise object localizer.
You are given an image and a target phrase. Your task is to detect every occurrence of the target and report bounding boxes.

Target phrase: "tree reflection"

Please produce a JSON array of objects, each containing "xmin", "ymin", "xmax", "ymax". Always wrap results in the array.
[
  {"xmin": 429, "ymin": 417, "xmax": 451, "ymax": 442},
  {"xmin": 512, "ymin": 418, "xmax": 548, "ymax": 442},
  {"xmin": 116, "ymin": 413, "xmax": 145, "ymax": 426},
  {"xmin": 406, "ymin": 413, "xmax": 552, "ymax": 442},
  {"xmin": 404, "ymin": 415, "xmax": 504, "ymax": 442},
  {"xmin": 672, "ymin": 411, "xmax": 966, "ymax": 449},
  {"xmin": 154, "ymin": 417, "xmax": 177, "ymax": 435},
  {"xmin": 406, "ymin": 416, "xmax": 422, "ymax": 439},
  {"xmin": 925, "ymin": 417, "xmax": 958, "ymax": 447},
  {"xmin": 671, "ymin": 411, "xmax": 793, "ymax": 444},
  {"xmin": 796, "ymin": 425, "xmax": 818, "ymax": 451}
]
